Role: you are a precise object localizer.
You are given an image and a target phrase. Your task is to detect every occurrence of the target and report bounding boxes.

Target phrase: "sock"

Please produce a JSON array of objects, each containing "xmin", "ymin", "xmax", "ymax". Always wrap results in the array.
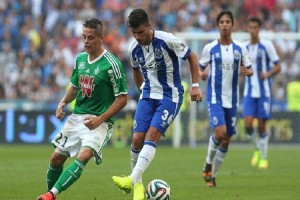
[
  {"xmin": 258, "ymin": 133, "xmax": 269, "ymax": 159},
  {"xmin": 246, "ymin": 127, "xmax": 259, "ymax": 149},
  {"xmin": 47, "ymin": 164, "xmax": 63, "ymax": 191},
  {"xmin": 130, "ymin": 141, "xmax": 156, "ymax": 184},
  {"xmin": 52, "ymin": 159, "xmax": 86, "ymax": 195},
  {"xmin": 130, "ymin": 146, "xmax": 142, "ymax": 183},
  {"xmin": 212, "ymin": 147, "xmax": 227, "ymax": 177},
  {"xmin": 205, "ymin": 136, "xmax": 220, "ymax": 164}
]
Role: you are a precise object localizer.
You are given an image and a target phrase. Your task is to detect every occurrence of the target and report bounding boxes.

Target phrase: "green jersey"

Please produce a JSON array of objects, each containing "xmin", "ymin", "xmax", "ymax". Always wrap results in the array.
[{"xmin": 70, "ymin": 50, "xmax": 127, "ymax": 123}]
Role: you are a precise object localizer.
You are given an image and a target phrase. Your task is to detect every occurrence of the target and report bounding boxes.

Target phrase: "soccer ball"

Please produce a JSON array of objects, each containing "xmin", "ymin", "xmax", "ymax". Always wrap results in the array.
[{"xmin": 146, "ymin": 179, "xmax": 171, "ymax": 200}]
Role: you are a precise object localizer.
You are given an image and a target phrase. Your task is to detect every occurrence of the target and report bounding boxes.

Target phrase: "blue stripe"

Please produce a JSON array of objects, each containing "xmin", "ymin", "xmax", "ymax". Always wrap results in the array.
[
  {"xmin": 212, "ymin": 136, "xmax": 220, "ymax": 145},
  {"xmin": 232, "ymin": 43, "xmax": 240, "ymax": 107},
  {"xmin": 218, "ymin": 146, "xmax": 228, "ymax": 153},
  {"xmin": 144, "ymin": 140, "xmax": 157, "ymax": 148},
  {"xmin": 131, "ymin": 146, "xmax": 142, "ymax": 153}
]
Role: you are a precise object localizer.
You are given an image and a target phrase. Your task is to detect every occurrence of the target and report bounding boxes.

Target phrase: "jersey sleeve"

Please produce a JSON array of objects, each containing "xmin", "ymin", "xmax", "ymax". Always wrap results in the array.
[
  {"xmin": 108, "ymin": 59, "xmax": 128, "ymax": 96},
  {"xmin": 128, "ymin": 40, "xmax": 139, "ymax": 69},
  {"xmin": 265, "ymin": 40, "xmax": 280, "ymax": 65},
  {"xmin": 70, "ymin": 57, "xmax": 79, "ymax": 87},
  {"xmin": 166, "ymin": 33, "xmax": 191, "ymax": 60},
  {"xmin": 241, "ymin": 44, "xmax": 252, "ymax": 68},
  {"xmin": 199, "ymin": 44, "xmax": 210, "ymax": 70}
]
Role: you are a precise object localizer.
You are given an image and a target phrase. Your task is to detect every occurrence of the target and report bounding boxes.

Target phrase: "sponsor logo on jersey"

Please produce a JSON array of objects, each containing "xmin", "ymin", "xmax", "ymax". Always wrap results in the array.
[
  {"xmin": 108, "ymin": 69, "xmax": 118, "ymax": 93},
  {"xmin": 85, "ymin": 69, "xmax": 90, "ymax": 73},
  {"xmin": 79, "ymin": 75, "xmax": 95, "ymax": 97}
]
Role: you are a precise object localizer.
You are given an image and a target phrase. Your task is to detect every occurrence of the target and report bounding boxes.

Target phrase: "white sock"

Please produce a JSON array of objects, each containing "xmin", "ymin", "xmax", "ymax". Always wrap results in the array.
[
  {"xmin": 130, "ymin": 142, "xmax": 156, "ymax": 184},
  {"xmin": 130, "ymin": 146, "xmax": 142, "ymax": 183},
  {"xmin": 212, "ymin": 147, "xmax": 227, "ymax": 177},
  {"xmin": 259, "ymin": 133, "xmax": 269, "ymax": 159},
  {"xmin": 206, "ymin": 136, "xmax": 220, "ymax": 164},
  {"xmin": 247, "ymin": 129, "xmax": 259, "ymax": 149},
  {"xmin": 50, "ymin": 188, "xmax": 59, "ymax": 196}
]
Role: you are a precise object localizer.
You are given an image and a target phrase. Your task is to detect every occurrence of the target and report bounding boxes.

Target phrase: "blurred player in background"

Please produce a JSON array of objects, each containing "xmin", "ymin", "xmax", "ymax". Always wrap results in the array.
[
  {"xmin": 243, "ymin": 17, "xmax": 281, "ymax": 169},
  {"xmin": 37, "ymin": 18, "xmax": 128, "ymax": 200},
  {"xmin": 199, "ymin": 10, "xmax": 253, "ymax": 187},
  {"xmin": 112, "ymin": 8, "xmax": 202, "ymax": 200}
]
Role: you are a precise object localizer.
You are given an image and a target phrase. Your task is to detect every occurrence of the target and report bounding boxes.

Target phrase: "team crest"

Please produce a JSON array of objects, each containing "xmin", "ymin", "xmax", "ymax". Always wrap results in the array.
[
  {"xmin": 233, "ymin": 50, "xmax": 240, "ymax": 60},
  {"xmin": 78, "ymin": 62, "xmax": 85, "ymax": 69},
  {"xmin": 154, "ymin": 48, "xmax": 163, "ymax": 59},
  {"xmin": 94, "ymin": 67, "xmax": 100, "ymax": 75},
  {"xmin": 212, "ymin": 116, "xmax": 218, "ymax": 125}
]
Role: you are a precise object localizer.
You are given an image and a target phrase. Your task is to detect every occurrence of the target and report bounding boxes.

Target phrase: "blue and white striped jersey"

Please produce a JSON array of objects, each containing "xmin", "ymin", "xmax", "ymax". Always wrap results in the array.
[
  {"xmin": 199, "ymin": 39, "xmax": 251, "ymax": 108},
  {"xmin": 128, "ymin": 30, "xmax": 191, "ymax": 103},
  {"xmin": 243, "ymin": 39, "xmax": 280, "ymax": 98}
]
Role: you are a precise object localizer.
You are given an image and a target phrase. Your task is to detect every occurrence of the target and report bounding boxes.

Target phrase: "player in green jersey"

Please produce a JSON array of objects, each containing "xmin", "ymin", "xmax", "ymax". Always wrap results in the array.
[{"xmin": 37, "ymin": 18, "xmax": 128, "ymax": 200}]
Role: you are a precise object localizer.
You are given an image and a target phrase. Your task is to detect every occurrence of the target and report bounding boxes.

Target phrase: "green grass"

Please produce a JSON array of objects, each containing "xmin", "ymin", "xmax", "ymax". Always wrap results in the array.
[{"xmin": 1, "ymin": 145, "xmax": 300, "ymax": 200}]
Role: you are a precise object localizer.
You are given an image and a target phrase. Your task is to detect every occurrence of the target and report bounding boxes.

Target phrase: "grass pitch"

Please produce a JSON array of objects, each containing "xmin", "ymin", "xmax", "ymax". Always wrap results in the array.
[{"xmin": 1, "ymin": 144, "xmax": 299, "ymax": 200}]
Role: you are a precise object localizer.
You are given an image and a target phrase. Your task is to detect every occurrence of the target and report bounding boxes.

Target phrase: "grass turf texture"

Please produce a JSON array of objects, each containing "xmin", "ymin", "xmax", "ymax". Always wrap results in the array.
[{"xmin": 1, "ymin": 145, "xmax": 299, "ymax": 200}]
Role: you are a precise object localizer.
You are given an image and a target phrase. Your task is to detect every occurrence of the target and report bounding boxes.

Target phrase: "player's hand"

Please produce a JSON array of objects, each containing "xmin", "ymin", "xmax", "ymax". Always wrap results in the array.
[
  {"xmin": 84, "ymin": 116, "xmax": 103, "ymax": 130},
  {"xmin": 260, "ymin": 72, "xmax": 268, "ymax": 80},
  {"xmin": 199, "ymin": 68, "xmax": 209, "ymax": 81},
  {"xmin": 56, "ymin": 102, "xmax": 66, "ymax": 119},
  {"xmin": 190, "ymin": 87, "xmax": 203, "ymax": 103},
  {"xmin": 240, "ymin": 66, "xmax": 252, "ymax": 76}
]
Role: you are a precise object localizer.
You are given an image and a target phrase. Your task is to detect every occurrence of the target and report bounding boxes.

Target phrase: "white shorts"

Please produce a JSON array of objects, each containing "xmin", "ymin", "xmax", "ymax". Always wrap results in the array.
[{"xmin": 51, "ymin": 113, "xmax": 113, "ymax": 165}]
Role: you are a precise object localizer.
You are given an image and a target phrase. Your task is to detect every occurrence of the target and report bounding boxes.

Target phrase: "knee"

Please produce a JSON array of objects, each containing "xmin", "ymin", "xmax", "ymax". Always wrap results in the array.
[
  {"xmin": 50, "ymin": 154, "xmax": 66, "ymax": 168},
  {"xmin": 132, "ymin": 133, "xmax": 145, "ymax": 149}
]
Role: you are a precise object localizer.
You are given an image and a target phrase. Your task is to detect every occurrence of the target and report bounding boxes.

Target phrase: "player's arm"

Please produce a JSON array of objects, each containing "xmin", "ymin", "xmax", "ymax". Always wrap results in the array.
[
  {"xmin": 261, "ymin": 41, "xmax": 281, "ymax": 80},
  {"xmin": 240, "ymin": 43, "xmax": 253, "ymax": 77},
  {"xmin": 187, "ymin": 51, "xmax": 202, "ymax": 102},
  {"xmin": 132, "ymin": 67, "xmax": 144, "ymax": 92},
  {"xmin": 56, "ymin": 85, "xmax": 78, "ymax": 119},
  {"xmin": 84, "ymin": 93, "xmax": 128, "ymax": 130}
]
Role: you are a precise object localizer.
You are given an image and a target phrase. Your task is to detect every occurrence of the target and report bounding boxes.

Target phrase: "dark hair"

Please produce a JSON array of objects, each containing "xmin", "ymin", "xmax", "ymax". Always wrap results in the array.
[
  {"xmin": 216, "ymin": 10, "xmax": 234, "ymax": 25},
  {"xmin": 127, "ymin": 8, "xmax": 149, "ymax": 28},
  {"xmin": 248, "ymin": 16, "xmax": 262, "ymax": 27},
  {"xmin": 83, "ymin": 18, "xmax": 103, "ymax": 36}
]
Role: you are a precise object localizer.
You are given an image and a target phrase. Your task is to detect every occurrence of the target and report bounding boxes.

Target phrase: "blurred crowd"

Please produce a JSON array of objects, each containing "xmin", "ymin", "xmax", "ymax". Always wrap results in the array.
[{"xmin": 0, "ymin": 0, "xmax": 300, "ymax": 111}]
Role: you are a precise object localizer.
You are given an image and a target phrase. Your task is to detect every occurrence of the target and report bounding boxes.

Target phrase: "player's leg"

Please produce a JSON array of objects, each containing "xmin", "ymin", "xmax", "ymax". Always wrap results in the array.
[
  {"xmin": 210, "ymin": 107, "xmax": 237, "ymax": 187},
  {"xmin": 37, "ymin": 151, "xmax": 67, "ymax": 200},
  {"xmin": 243, "ymin": 97, "xmax": 259, "ymax": 147},
  {"xmin": 257, "ymin": 118, "xmax": 269, "ymax": 169},
  {"xmin": 202, "ymin": 103, "xmax": 225, "ymax": 186},
  {"xmin": 47, "ymin": 150, "xmax": 68, "ymax": 190},
  {"xmin": 257, "ymin": 97, "xmax": 271, "ymax": 169},
  {"xmin": 113, "ymin": 99, "xmax": 154, "ymax": 196}
]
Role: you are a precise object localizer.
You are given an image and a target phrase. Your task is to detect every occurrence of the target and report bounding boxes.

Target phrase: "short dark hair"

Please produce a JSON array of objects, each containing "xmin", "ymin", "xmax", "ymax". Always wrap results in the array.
[
  {"xmin": 127, "ymin": 8, "xmax": 149, "ymax": 28},
  {"xmin": 248, "ymin": 16, "xmax": 262, "ymax": 27},
  {"xmin": 83, "ymin": 18, "xmax": 103, "ymax": 36},
  {"xmin": 216, "ymin": 10, "xmax": 234, "ymax": 25}
]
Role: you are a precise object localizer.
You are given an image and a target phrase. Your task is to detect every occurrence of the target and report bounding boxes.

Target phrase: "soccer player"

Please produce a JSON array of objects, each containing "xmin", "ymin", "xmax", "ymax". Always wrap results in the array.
[
  {"xmin": 36, "ymin": 18, "xmax": 128, "ymax": 200},
  {"xmin": 112, "ymin": 8, "xmax": 202, "ymax": 200},
  {"xmin": 199, "ymin": 10, "xmax": 253, "ymax": 187},
  {"xmin": 243, "ymin": 17, "xmax": 281, "ymax": 169}
]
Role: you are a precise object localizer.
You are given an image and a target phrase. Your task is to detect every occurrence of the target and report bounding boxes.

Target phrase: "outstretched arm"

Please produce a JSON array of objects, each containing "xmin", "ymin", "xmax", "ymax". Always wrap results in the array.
[
  {"xmin": 56, "ymin": 85, "xmax": 78, "ymax": 119},
  {"xmin": 188, "ymin": 52, "xmax": 202, "ymax": 102}
]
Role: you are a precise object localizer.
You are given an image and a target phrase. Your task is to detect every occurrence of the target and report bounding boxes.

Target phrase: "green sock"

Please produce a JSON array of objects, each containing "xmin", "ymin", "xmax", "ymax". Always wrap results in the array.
[
  {"xmin": 47, "ymin": 164, "xmax": 63, "ymax": 190},
  {"xmin": 53, "ymin": 159, "xmax": 86, "ymax": 193}
]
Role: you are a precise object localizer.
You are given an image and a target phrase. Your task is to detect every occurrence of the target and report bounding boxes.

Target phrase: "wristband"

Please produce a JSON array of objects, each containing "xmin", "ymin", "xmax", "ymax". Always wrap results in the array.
[{"xmin": 191, "ymin": 83, "xmax": 199, "ymax": 88}]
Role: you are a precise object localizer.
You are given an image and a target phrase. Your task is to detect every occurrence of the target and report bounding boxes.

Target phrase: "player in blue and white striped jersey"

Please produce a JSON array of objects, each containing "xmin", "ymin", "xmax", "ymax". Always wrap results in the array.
[
  {"xmin": 112, "ymin": 8, "xmax": 202, "ymax": 199},
  {"xmin": 199, "ymin": 10, "xmax": 253, "ymax": 187},
  {"xmin": 243, "ymin": 17, "xmax": 281, "ymax": 169}
]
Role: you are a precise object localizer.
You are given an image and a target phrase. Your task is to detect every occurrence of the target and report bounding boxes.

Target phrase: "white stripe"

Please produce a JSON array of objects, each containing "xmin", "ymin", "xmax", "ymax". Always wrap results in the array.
[
  {"xmin": 104, "ymin": 53, "xmax": 122, "ymax": 78},
  {"xmin": 211, "ymin": 55, "xmax": 216, "ymax": 104}
]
